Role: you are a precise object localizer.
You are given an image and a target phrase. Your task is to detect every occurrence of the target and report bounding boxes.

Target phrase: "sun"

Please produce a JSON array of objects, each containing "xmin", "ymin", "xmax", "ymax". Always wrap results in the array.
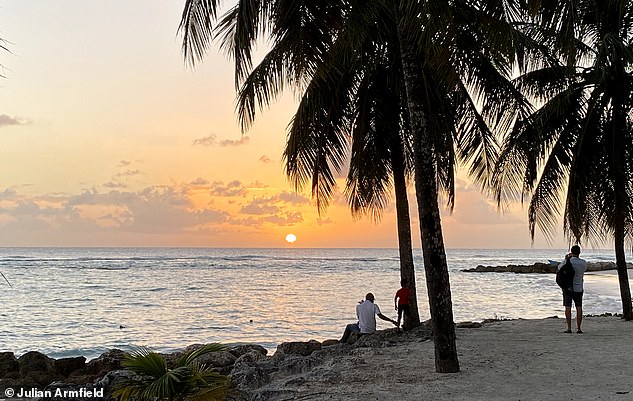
[{"xmin": 285, "ymin": 233, "xmax": 297, "ymax": 244}]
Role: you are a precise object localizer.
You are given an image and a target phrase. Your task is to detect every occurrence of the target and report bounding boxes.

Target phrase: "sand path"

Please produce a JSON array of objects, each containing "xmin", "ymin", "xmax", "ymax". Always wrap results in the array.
[{"xmin": 271, "ymin": 317, "xmax": 633, "ymax": 401}]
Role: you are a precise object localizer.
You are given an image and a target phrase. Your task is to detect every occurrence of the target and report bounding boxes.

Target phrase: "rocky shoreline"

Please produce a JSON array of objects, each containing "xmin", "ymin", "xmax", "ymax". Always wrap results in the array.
[
  {"xmin": 462, "ymin": 261, "xmax": 633, "ymax": 273},
  {"xmin": 2, "ymin": 315, "xmax": 630, "ymax": 401},
  {"xmin": 0, "ymin": 324, "xmax": 433, "ymax": 401}
]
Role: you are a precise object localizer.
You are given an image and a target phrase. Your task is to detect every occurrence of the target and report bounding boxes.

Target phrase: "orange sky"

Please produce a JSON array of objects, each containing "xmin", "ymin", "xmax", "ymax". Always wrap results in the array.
[{"xmin": 0, "ymin": 1, "xmax": 572, "ymax": 249}]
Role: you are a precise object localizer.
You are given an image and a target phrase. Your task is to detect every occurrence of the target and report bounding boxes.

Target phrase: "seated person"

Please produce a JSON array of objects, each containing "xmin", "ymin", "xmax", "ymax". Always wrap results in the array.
[{"xmin": 340, "ymin": 293, "xmax": 397, "ymax": 343}]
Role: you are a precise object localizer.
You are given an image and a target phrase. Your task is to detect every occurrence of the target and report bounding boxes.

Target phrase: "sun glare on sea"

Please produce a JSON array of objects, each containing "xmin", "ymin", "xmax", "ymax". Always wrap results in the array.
[{"xmin": 285, "ymin": 233, "xmax": 297, "ymax": 244}]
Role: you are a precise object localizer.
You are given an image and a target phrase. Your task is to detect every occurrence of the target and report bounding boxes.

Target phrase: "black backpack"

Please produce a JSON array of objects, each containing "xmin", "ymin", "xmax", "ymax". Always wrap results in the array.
[{"xmin": 556, "ymin": 259, "xmax": 575, "ymax": 289}]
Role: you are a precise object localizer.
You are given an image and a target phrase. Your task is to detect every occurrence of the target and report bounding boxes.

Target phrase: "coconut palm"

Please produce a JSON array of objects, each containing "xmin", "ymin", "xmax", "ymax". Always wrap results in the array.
[
  {"xmin": 114, "ymin": 344, "xmax": 232, "ymax": 401},
  {"xmin": 182, "ymin": 0, "xmax": 428, "ymax": 340},
  {"xmin": 179, "ymin": 0, "xmax": 531, "ymax": 372},
  {"xmin": 279, "ymin": 0, "xmax": 529, "ymax": 372},
  {"xmin": 493, "ymin": 0, "xmax": 633, "ymax": 320},
  {"xmin": 271, "ymin": 7, "xmax": 423, "ymax": 329}
]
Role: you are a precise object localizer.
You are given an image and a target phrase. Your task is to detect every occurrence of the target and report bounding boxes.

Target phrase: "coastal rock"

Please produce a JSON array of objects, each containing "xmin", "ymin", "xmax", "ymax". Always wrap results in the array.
[
  {"xmin": 54, "ymin": 356, "xmax": 86, "ymax": 377},
  {"xmin": 197, "ymin": 350, "xmax": 237, "ymax": 369},
  {"xmin": 275, "ymin": 355, "xmax": 321, "ymax": 376},
  {"xmin": 94, "ymin": 369, "xmax": 145, "ymax": 400},
  {"xmin": 321, "ymin": 339, "xmax": 340, "ymax": 347},
  {"xmin": 231, "ymin": 364, "xmax": 272, "ymax": 392},
  {"xmin": 462, "ymin": 261, "xmax": 633, "ymax": 274},
  {"xmin": 234, "ymin": 350, "xmax": 268, "ymax": 367},
  {"xmin": 275, "ymin": 340, "xmax": 322, "ymax": 357},
  {"xmin": 85, "ymin": 349, "xmax": 125, "ymax": 377},
  {"xmin": 17, "ymin": 351, "xmax": 62, "ymax": 388},
  {"xmin": 43, "ymin": 381, "xmax": 106, "ymax": 401},
  {"xmin": 178, "ymin": 344, "xmax": 238, "ymax": 369},
  {"xmin": 231, "ymin": 327, "xmax": 427, "ymax": 400},
  {"xmin": 463, "ymin": 262, "xmax": 554, "ymax": 273},
  {"xmin": 18, "ymin": 351, "xmax": 54, "ymax": 374},
  {"xmin": 39, "ymin": 369, "xmax": 140, "ymax": 401},
  {"xmin": 3, "ymin": 324, "xmax": 436, "ymax": 400},
  {"xmin": 229, "ymin": 344, "xmax": 268, "ymax": 358},
  {"xmin": 0, "ymin": 352, "xmax": 19, "ymax": 378},
  {"xmin": 457, "ymin": 321, "xmax": 483, "ymax": 329}
]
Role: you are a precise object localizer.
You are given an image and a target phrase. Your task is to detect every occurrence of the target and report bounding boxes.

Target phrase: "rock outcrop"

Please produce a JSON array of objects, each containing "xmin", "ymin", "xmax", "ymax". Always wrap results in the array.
[
  {"xmin": 462, "ymin": 261, "xmax": 632, "ymax": 273},
  {"xmin": 230, "ymin": 324, "xmax": 433, "ymax": 400},
  {"xmin": 0, "ymin": 324, "xmax": 434, "ymax": 401},
  {"xmin": 0, "ymin": 350, "xmax": 126, "ymax": 397}
]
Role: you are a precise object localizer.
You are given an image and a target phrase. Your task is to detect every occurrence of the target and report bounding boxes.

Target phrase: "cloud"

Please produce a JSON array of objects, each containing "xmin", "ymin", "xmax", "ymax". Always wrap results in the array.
[
  {"xmin": 277, "ymin": 191, "xmax": 310, "ymax": 205},
  {"xmin": 210, "ymin": 180, "xmax": 247, "ymax": 197},
  {"xmin": 248, "ymin": 181, "xmax": 269, "ymax": 189},
  {"xmin": 103, "ymin": 181, "xmax": 127, "ymax": 189},
  {"xmin": 121, "ymin": 187, "xmax": 228, "ymax": 234},
  {"xmin": 0, "ymin": 185, "xmax": 230, "ymax": 239},
  {"xmin": 219, "ymin": 136, "xmax": 249, "ymax": 147},
  {"xmin": 240, "ymin": 198, "xmax": 280, "ymax": 215},
  {"xmin": 263, "ymin": 211, "xmax": 303, "ymax": 226},
  {"xmin": 193, "ymin": 134, "xmax": 250, "ymax": 147},
  {"xmin": 0, "ymin": 188, "xmax": 19, "ymax": 200},
  {"xmin": 190, "ymin": 177, "xmax": 209, "ymax": 186},
  {"xmin": 193, "ymin": 134, "xmax": 218, "ymax": 146},
  {"xmin": 317, "ymin": 217, "xmax": 334, "ymax": 225},
  {"xmin": 236, "ymin": 193, "xmax": 306, "ymax": 227},
  {"xmin": 259, "ymin": 155, "xmax": 272, "ymax": 163},
  {"xmin": 100, "ymin": 162, "xmax": 143, "ymax": 189},
  {"xmin": 114, "ymin": 169, "xmax": 140, "ymax": 178},
  {"xmin": 239, "ymin": 192, "xmax": 309, "ymax": 215},
  {"xmin": 441, "ymin": 178, "xmax": 523, "ymax": 225},
  {"xmin": 0, "ymin": 114, "xmax": 30, "ymax": 127},
  {"xmin": 0, "ymin": 180, "xmax": 311, "ymax": 245}
]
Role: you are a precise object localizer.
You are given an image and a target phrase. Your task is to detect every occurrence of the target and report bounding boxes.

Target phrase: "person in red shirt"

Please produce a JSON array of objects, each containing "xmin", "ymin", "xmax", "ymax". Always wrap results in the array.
[{"xmin": 394, "ymin": 281, "xmax": 411, "ymax": 329}]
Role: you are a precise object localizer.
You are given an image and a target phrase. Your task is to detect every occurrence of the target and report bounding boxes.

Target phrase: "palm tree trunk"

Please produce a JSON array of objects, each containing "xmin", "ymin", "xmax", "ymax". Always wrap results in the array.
[
  {"xmin": 390, "ymin": 140, "xmax": 421, "ymax": 329},
  {"xmin": 612, "ymin": 97, "xmax": 633, "ymax": 321},
  {"xmin": 614, "ymin": 223, "xmax": 632, "ymax": 320},
  {"xmin": 395, "ymin": 7, "xmax": 459, "ymax": 373}
]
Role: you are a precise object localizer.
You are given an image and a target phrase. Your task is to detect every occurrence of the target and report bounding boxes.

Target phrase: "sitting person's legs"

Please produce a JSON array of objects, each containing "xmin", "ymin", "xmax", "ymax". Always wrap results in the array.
[{"xmin": 340, "ymin": 323, "xmax": 360, "ymax": 343}]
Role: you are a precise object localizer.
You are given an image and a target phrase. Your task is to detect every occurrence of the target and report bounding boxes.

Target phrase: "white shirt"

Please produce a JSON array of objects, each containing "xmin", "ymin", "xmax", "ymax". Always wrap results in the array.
[
  {"xmin": 356, "ymin": 300, "xmax": 381, "ymax": 334},
  {"xmin": 558, "ymin": 256, "xmax": 587, "ymax": 292}
]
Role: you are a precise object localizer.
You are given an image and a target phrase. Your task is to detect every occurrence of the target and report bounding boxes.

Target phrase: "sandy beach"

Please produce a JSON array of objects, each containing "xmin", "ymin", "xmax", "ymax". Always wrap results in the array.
[{"xmin": 256, "ymin": 316, "xmax": 633, "ymax": 401}]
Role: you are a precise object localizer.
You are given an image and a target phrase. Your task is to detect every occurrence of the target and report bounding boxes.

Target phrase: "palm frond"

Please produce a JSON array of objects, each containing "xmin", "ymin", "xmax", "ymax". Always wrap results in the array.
[
  {"xmin": 179, "ymin": 0, "xmax": 221, "ymax": 67},
  {"xmin": 177, "ymin": 343, "xmax": 226, "ymax": 366},
  {"xmin": 283, "ymin": 59, "xmax": 355, "ymax": 213},
  {"xmin": 115, "ymin": 344, "xmax": 231, "ymax": 401},
  {"xmin": 121, "ymin": 348, "xmax": 168, "ymax": 377}
]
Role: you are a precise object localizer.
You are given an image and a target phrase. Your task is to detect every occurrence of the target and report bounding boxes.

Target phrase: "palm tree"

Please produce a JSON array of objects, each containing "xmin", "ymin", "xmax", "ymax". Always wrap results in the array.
[
  {"xmin": 114, "ymin": 344, "xmax": 232, "ymax": 401},
  {"xmin": 184, "ymin": 0, "xmax": 429, "ymax": 333},
  {"xmin": 179, "ymin": 0, "xmax": 530, "ymax": 372},
  {"xmin": 493, "ymin": 0, "xmax": 633, "ymax": 320},
  {"xmin": 276, "ymin": 9, "xmax": 423, "ymax": 329}
]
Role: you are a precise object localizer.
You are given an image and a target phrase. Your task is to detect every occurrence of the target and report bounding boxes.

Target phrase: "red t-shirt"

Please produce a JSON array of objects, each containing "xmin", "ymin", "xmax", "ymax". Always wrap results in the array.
[{"xmin": 395, "ymin": 287, "xmax": 411, "ymax": 305}]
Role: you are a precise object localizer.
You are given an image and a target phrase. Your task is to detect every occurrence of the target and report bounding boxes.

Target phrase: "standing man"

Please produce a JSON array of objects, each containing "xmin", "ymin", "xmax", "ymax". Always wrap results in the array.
[
  {"xmin": 559, "ymin": 245, "xmax": 587, "ymax": 333},
  {"xmin": 340, "ymin": 293, "xmax": 397, "ymax": 343}
]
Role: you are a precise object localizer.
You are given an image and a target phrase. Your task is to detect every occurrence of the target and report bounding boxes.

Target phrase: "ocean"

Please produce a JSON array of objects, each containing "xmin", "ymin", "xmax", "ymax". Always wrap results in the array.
[{"xmin": 0, "ymin": 247, "xmax": 628, "ymax": 360}]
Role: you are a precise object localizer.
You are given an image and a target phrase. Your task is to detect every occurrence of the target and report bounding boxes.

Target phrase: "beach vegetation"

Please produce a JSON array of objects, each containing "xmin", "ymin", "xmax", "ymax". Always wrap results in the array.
[
  {"xmin": 113, "ymin": 344, "xmax": 232, "ymax": 401},
  {"xmin": 492, "ymin": 0, "xmax": 633, "ymax": 320}
]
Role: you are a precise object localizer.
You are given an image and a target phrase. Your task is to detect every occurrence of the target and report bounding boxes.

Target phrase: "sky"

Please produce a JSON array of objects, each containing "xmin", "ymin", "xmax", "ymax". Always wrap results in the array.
[{"xmin": 0, "ymin": 1, "xmax": 573, "ymax": 249}]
